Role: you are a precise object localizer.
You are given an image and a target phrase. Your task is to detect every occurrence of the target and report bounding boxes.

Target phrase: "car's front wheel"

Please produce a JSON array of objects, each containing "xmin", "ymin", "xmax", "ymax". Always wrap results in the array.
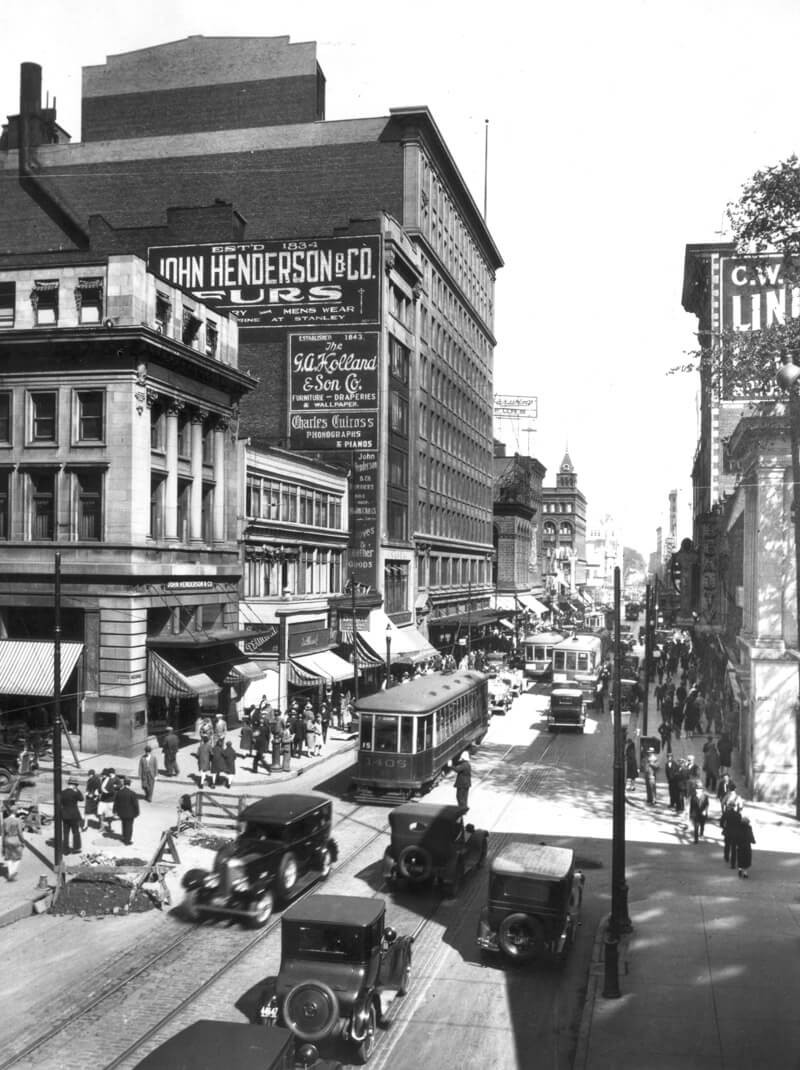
[
  {"xmin": 317, "ymin": 846, "xmax": 332, "ymax": 880},
  {"xmin": 249, "ymin": 888, "xmax": 274, "ymax": 928},
  {"xmin": 183, "ymin": 889, "xmax": 202, "ymax": 923},
  {"xmin": 277, "ymin": 851, "xmax": 299, "ymax": 897}
]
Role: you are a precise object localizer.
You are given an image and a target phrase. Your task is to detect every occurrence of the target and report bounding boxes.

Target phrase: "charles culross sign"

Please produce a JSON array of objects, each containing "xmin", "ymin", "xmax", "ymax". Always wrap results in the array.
[{"xmin": 148, "ymin": 236, "xmax": 381, "ymax": 332}]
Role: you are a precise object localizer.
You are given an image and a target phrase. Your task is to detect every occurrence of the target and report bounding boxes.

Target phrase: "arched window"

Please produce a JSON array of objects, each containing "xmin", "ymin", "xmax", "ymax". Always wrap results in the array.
[
  {"xmin": 543, "ymin": 522, "xmax": 556, "ymax": 538},
  {"xmin": 559, "ymin": 522, "xmax": 573, "ymax": 537}
]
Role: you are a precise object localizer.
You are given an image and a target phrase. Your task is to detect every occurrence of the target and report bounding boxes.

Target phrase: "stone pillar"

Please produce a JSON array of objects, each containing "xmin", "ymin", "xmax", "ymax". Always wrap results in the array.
[
  {"xmin": 213, "ymin": 419, "xmax": 227, "ymax": 542},
  {"xmin": 190, "ymin": 411, "xmax": 204, "ymax": 542},
  {"xmin": 165, "ymin": 403, "xmax": 181, "ymax": 541}
]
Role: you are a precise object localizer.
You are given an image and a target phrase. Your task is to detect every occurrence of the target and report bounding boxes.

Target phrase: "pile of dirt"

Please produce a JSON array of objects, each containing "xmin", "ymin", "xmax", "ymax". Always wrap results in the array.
[
  {"xmin": 188, "ymin": 832, "xmax": 233, "ymax": 852},
  {"xmin": 50, "ymin": 873, "xmax": 160, "ymax": 916}
]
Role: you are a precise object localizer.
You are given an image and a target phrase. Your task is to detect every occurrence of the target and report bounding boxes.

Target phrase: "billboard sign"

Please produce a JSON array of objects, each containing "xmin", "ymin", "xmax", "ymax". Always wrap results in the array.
[
  {"xmin": 290, "ymin": 332, "xmax": 379, "ymax": 410},
  {"xmin": 494, "ymin": 394, "xmax": 538, "ymax": 420},
  {"xmin": 721, "ymin": 254, "xmax": 800, "ymax": 333},
  {"xmin": 148, "ymin": 235, "xmax": 381, "ymax": 332}
]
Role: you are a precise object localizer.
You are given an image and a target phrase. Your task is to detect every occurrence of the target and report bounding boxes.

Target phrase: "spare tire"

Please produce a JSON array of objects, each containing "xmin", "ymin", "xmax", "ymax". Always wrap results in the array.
[
  {"xmin": 397, "ymin": 845, "xmax": 433, "ymax": 884},
  {"xmin": 498, "ymin": 913, "xmax": 545, "ymax": 962},
  {"xmin": 283, "ymin": 980, "xmax": 340, "ymax": 1042}
]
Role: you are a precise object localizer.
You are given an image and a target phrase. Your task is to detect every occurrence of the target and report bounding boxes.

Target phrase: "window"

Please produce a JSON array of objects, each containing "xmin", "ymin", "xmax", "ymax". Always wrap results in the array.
[
  {"xmin": 177, "ymin": 480, "xmax": 191, "ymax": 541},
  {"xmin": 390, "ymin": 391, "xmax": 408, "ymax": 435},
  {"xmin": 32, "ymin": 280, "xmax": 58, "ymax": 325},
  {"xmin": 150, "ymin": 475, "xmax": 166, "ymax": 538},
  {"xmin": 202, "ymin": 419, "xmax": 213, "ymax": 464},
  {"xmin": 387, "ymin": 499, "xmax": 408, "ymax": 541},
  {"xmin": 389, "ymin": 447, "xmax": 408, "ymax": 489},
  {"xmin": 0, "ymin": 393, "xmax": 11, "ymax": 444},
  {"xmin": 155, "ymin": 293, "xmax": 171, "ymax": 334},
  {"xmin": 150, "ymin": 403, "xmax": 165, "ymax": 451},
  {"xmin": 30, "ymin": 470, "xmax": 55, "ymax": 539},
  {"xmin": 205, "ymin": 320, "xmax": 219, "ymax": 358},
  {"xmin": 389, "ymin": 335, "xmax": 409, "ymax": 383},
  {"xmin": 76, "ymin": 277, "xmax": 103, "ymax": 324},
  {"xmin": 282, "ymin": 484, "xmax": 297, "ymax": 523},
  {"xmin": 202, "ymin": 484, "xmax": 214, "ymax": 542},
  {"xmin": 76, "ymin": 469, "xmax": 102, "ymax": 540},
  {"xmin": 177, "ymin": 414, "xmax": 191, "ymax": 458},
  {"xmin": 30, "ymin": 392, "xmax": 56, "ymax": 442},
  {"xmin": 182, "ymin": 307, "xmax": 201, "ymax": 347},
  {"xmin": 384, "ymin": 561, "xmax": 408, "ymax": 613},
  {"xmin": 76, "ymin": 391, "xmax": 104, "ymax": 442},
  {"xmin": 0, "ymin": 282, "xmax": 15, "ymax": 327},
  {"xmin": 0, "ymin": 470, "xmax": 9, "ymax": 539}
]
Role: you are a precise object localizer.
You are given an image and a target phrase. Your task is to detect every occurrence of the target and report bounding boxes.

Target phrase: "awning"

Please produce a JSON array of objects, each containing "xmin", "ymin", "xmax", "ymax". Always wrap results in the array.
[
  {"xmin": 389, "ymin": 625, "xmax": 438, "ymax": 664},
  {"xmin": 224, "ymin": 659, "xmax": 267, "ymax": 685},
  {"xmin": 354, "ymin": 633, "xmax": 386, "ymax": 667},
  {"xmin": 517, "ymin": 594, "xmax": 549, "ymax": 616},
  {"xmin": 289, "ymin": 649, "xmax": 355, "ymax": 684},
  {"xmin": 0, "ymin": 639, "xmax": 83, "ymax": 697},
  {"xmin": 148, "ymin": 650, "xmax": 220, "ymax": 699}
]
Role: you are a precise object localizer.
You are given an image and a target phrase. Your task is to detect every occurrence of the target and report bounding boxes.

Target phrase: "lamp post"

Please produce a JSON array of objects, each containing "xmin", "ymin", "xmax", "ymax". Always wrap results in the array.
[
  {"xmin": 603, "ymin": 564, "xmax": 632, "ymax": 998},
  {"xmin": 776, "ymin": 351, "xmax": 800, "ymax": 820},
  {"xmin": 385, "ymin": 624, "xmax": 392, "ymax": 690}
]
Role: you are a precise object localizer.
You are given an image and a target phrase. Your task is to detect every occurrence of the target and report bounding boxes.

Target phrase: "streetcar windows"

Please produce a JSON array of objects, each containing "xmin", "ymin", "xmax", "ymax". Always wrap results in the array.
[
  {"xmin": 375, "ymin": 715, "xmax": 399, "ymax": 752},
  {"xmin": 419, "ymin": 714, "xmax": 433, "ymax": 750},
  {"xmin": 360, "ymin": 716, "xmax": 373, "ymax": 750},
  {"xmin": 399, "ymin": 716, "xmax": 414, "ymax": 754},
  {"xmin": 577, "ymin": 653, "xmax": 589, "ymax": 671}
]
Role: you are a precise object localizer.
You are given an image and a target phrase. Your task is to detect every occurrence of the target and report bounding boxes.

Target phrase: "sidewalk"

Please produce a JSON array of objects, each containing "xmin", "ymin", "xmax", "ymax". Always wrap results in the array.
[
  {"xmin": 573, "ymin": 690, "xmax": 800, "ymax": 1070},
  {"xmin": 0, "ymin": 724, "xmax": 357, "ymax": 928}
]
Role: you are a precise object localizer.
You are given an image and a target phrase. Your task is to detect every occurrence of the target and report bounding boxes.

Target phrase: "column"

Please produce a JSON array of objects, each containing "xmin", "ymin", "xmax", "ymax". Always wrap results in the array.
[
  {"xmin": 190, "ymin": 411, "xmax": 204, "ymax": 542},
  {"xmin": 213, "ymin": 419, "xmax": 227, "ymax": 542},
  {"xmin": 165, "ymin": 403, "xmax": 180, "ymax": 541}
]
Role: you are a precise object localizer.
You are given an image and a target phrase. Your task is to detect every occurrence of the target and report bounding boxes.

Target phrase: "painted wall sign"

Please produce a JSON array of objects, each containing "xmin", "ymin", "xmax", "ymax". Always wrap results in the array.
[
  {"xmin": 289, "ymin": 410, "xmax": 378, "ymax": 451},
  {"xmin": 290, "ymin": 332, "xmax": 379, "ymax": 410},
  {"xmin": 721, "ymin": 254, "xmax": 800, "ymax": 333},
  {"xmin": 148, "ymin": 236, "xmax": 381, "ymax": 331},
  {"xmin": 349, "ymin": 450, "xmax": 379, "ymax": 593}
]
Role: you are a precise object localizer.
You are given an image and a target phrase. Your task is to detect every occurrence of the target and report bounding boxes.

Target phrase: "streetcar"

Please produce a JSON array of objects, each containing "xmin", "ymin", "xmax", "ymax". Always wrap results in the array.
[
  {"xmin": 520, "ymin": 630, "xmax": 563, "ymax": 680},
  {"xmin": 551, "ymin": 633, "xmax": 604, "ymax": 703},
  {"xmin": 351, "ymin": 670, "xmax": 490, "ymax": 803}
]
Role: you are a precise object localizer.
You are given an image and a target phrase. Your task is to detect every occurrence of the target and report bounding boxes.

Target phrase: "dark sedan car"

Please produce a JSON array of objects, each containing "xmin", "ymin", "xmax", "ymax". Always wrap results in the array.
[
  {"xmin": 182, "ymin": 793, "xmax": 337, "ymax": 927},
  {"xmin": 382, "ymin": 802, "xmax": 488, "ymax": 896}
]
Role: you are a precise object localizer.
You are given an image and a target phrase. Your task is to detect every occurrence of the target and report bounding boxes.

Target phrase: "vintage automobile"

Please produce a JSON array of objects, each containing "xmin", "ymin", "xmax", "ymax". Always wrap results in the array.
[
  {"xmin": 476, "ymin": 841, "xmax": 584, "ymax": 964},
  {"xmin": 483, "ymin": 652, "xmax": 506, "ymax": 678},
  {"xmin": 132, "ymin": 1019, "xmax": 343, "ymax": 1070},
  {"xmin": 0, "ymin": 738, "xmax": 23, "ymax": 792},
  {"xmin": 382, "ymin": 802, "xmax": 488, "ymax": 896},
  {"xmin": 546, "ymin": 684, "xmax": 586, "ymax": 733},
  {"xmin": 608, "ymin": 678, "xmax": 641, "ymax": 716},
  {"xmin": 181, "ymin": 793, "xmax": 338, "ymax": 927},
  {"xmin": 261, "ymin": 894, "xmax": 414, "ymax": 1065}
]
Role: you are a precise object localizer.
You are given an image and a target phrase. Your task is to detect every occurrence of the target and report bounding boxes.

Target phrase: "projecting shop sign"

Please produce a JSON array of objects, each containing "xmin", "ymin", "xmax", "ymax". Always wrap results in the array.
[
  {"xmin": 148, "ymin": 236, "xmax": 381, "ymax": 331},
  {"xmin": 288, "ymin": 331, "xmax": 379, "ymax": 450}
]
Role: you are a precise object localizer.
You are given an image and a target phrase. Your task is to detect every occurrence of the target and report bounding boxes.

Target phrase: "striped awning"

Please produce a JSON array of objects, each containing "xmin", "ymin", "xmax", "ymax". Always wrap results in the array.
[
  {"xmin": 289, "ymin": 649, "xmax": 355, "ymax": 685},
  {"xmin": 354, "ymin": 633, "xmax": 385, "ymax": 667},
  {"xmin": 147, "ymin": 650, "xmax": 220, "ymax": 699},
  {"xmin": 0, "ymin": 640, "xmax": 83, "ymax": 697},
  {"xmin": 224, "ymin": 659, "xmax": 267, "ymax": 685}
]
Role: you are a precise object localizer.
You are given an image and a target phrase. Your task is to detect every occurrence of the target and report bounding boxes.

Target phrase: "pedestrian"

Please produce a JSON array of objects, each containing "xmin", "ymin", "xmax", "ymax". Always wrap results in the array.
[
  {"xmin": 452, "ymin": 750, "xmax": 472, "ymax": 809},
  {"xmin": 195, "ymin": 736, "xmax": 214, "ymax": 788},
  {"xmin": 98, "ymin": 768, "xmax": 120, "ymax": 833},
  {"xmin": 658, "ymin": 717, "xmax": 673, "ymax": 755},
  {"xmin": 138, "ymin": 744, "xmax": 158, "ymax": 802},
  {"xmin": 674, "ymin": 758, "xmax": 689, "ymax": 814},
  {"xmin": 702, "ymin": 736, "xmax": 720, "ymax": 793},
  {"xmin": 721, "ymin": 787, "xmax": 742, "ymax": 867},
  {"xmin": 735, "ymin": 815, "xmax": 755, "ymax": 878},
  {"xmin": 214, "ymin": 713, "xmax": 227, "ymax": 746},
  {"xmin": 281, "ymin": 724, "xmax": 293, "ymax": 771},
  {"xmin": 251, "ymin": 722, "xmax": 271, "ymax": 775},
  {"xmin": 689, "ymin": 784, "xmax": 709, "ymax": 843},
  {"xmin": 664, "ymin": 753, "xmax": 679, "ymax": 810},
  {"xmin": 162, "ymin": 725, "xmax": 180, "ymax": 777},
  {"xmin": 239, "ymin": 715, "xmax": 253, "ymax": 758},
  {"xmin": 303, "ymin": 702, "xmax": 315, "ymax": 755},
  {"xmin": 84, "ymin": 768, "xmax": 101, "ymax": 830},
  {"xmin": 222, "ymin": 740, "xmax": 237, "ymax": 789},
  {"xmin": 211, "ymin": 738, "xmax": 229, "ymax": 788},
  {"xmin": 717, "ymin": 731, "xmax": 733, "ymax": 774},
  {"xmin": 624, "ymin": 738, "xmax": 639, "ymax": 792},
  {"xmin": 654, "ymin": 680, "xmax": 665, "ymax": 712},
  {"xmin": 644, "ymin": 747, "xmax": 658, "ymax": 806},
  {"xmin": 290, "ymin": 708, "xmax": 303, "ymax": 758},
  {"xmin": 113, "ymin": 777, "xmax": 140, "ymax": 846},
  {"xmin": 1, "ymin": 804, "xmax": 25, "ymax": 880},
  {"xmin": 60, "ymin": 775, "xmax": 84, "ymax": 854},
  {"xmin": 342, "ymin": 701, "xmax": 353, "ymax": 734},
  {"xmin": 311, "ymin": 713, "xmax": 323, "ymax": 756},
  {"xmin": 320, "ymin": 703, "xmax": 330, "ymax": 746}
]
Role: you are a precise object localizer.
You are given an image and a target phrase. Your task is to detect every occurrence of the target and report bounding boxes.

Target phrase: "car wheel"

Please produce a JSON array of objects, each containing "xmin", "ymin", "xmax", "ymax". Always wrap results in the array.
[
  {"xmin": 498, "ymin": 913, "xmax": 545, "ymax": 962},
  {"xmin": 477, "ymin": 835, "xmax": 488, "ymax": 869},
  {"xmin": 0, "ymin": 768, "xmax": 11, "ymax": 792},
  {"xmin": 283, "ymin": 980, "xmax": 340, "ymax": 1042},
  {"xmin": 277, "ymin": 851, "xmax": 299, "ymax": 897},
  {"xmin": 183, "ymin": 889, "xmax": 202, "ymax": 923},
  {"xmin": 397, "ymin": 947, "xmax": 412, "ymax": 996},
  {"xmin": 352, "ymin": 1000, "xmax": 377, "ymax": 1064},
  {"xmin": 181, "ymin": 867, "xmax": 207, "ymax": 891},
  {"xmin": 318, "ymin": 846, "xmax": 332, "ymax": 880},
  {"xmin": 249, "ymin": 888, "xmax": 274, "ymax": 928},
  {"xmin": 397, "ymin": 845, "xmax": 432, "ymax": 884}
]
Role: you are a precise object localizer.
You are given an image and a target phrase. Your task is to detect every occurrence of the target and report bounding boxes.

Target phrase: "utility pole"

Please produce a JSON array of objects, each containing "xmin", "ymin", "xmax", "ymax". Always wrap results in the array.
[{"xmin": 53, "ymin": 552, "xmax": 64, "ymax": 885}]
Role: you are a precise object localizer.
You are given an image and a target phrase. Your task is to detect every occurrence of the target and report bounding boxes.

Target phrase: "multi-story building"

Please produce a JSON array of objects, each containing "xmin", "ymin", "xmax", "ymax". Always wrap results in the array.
[
  {"xmin": 0, "ymin": 37, "xmax": 503, "ymax": 663},
  {"xmin": 584, "ymin": 513, "xmax": 621, "ymax": 605},
  {"xmin": 0, "ymin": 254, "xmax": 259, "ymax": 753},
  {"xmin": 541, "ymin": 451, "xmax": 588, "ymax": 608},
  {"xmin": 491, "ymin": 440, "xmax": 546, "ymax": 618}
]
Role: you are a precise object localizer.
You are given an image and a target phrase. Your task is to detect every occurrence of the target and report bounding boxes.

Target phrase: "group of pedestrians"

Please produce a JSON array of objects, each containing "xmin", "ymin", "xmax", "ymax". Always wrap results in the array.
[{"xmin": 58, "ymin": 767, "xmax": 141, "ymax": 850}]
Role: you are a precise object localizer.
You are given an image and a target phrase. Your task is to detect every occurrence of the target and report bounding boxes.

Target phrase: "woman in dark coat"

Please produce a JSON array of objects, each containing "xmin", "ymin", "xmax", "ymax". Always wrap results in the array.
[
  {"xmin": 736, "ymin": 815, "xmax": 755, "ymax": 877},
  {"xmin": 239, "ymin": 716, "xmax": 253, "ymax": 757},
  {"xmin": 625, "ymin": 739, "xmax": 639, "ymax": 792},
  {"xmin": 222, "ymin": 740, "xmax": 237, "ymax": 789},
  {"xmin": 211, "ymin": 739, "xmax": 228, "ymax": 788}
]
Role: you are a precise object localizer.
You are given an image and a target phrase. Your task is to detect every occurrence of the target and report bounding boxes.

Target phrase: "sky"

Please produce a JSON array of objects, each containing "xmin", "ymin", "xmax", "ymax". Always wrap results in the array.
[{"xmin": 2, "ymin": 0, "xmax": 798, "ymax": 558}]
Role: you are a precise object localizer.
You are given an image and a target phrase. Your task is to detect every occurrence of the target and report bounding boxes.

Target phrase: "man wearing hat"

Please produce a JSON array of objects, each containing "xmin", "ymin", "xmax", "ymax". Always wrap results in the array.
[
  {"xmin": 60, "ymin": 775, "xmax": 84, "ymax": 854},
  {"xmin": 138, "ymin": 743, "xmax": 159, "ymax": 802}
]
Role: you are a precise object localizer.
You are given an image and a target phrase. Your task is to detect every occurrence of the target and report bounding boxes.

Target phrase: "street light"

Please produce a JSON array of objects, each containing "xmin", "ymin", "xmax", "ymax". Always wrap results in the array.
[
  {"xmin": 775, "ymin": 351, "xmax": 800, "ymax": 820},
  {"xmin": 385, "ymin": 624, "xmax": 392, "ymax": 690}
]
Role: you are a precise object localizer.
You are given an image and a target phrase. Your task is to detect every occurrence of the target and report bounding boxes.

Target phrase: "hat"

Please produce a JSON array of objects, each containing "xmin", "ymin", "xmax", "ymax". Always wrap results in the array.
[{"xmin": 67, "ymin": 776, "xmax": 79, "ymax": 785}]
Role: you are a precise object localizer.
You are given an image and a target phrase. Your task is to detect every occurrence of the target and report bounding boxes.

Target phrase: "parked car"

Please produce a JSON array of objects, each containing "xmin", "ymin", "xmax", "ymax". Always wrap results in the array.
[
  {"xmin": 133, "ymin": 1019, "xmax": 342, "ymax": 1070},
  {"xmin": 181, "ymin": 793, "xmax": 337, "ymax": 927},
  {"xmin": 476, "ymin": 841, "xmax": 584, "ymax": 964},
  {"xmin": 382, "ymin": 801, "xmax": 488, "ymax": 896},
  {"xmin": 0, "ymin": 739, "xmax": 24, "ymax": 792},
  {"xmin": 547, "ymin": 684, "xmax": 586, "ymax": 733},
  {"xmin": 260, "ymin": 894, "xmax": 414, "ymax": 1065}
]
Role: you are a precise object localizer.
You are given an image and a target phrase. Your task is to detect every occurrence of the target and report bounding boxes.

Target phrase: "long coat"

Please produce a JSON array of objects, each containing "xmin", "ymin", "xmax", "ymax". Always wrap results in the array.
[
  {"xmin": 60, "ymin": 786, "xmax": 84, "ymax": 823},
  {"xmin": 735, "ymin": 818, "xmax": 755, "ymax": 869},
  {"xmin": 113, "ymin": 786, "xmax": 140, "ymax": 821},
  {"xmin": 138, "ymin": 752, "xmax": 158, "ymax": 795},
  {"xmin": 196, "ymin": 740, "xmax": 213, "ymax": 773}
]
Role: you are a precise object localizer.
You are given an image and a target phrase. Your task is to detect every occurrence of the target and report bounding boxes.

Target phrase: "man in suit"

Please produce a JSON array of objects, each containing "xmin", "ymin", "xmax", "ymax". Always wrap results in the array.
[
  {"xmin": 161, "ymin": 726, "xmax": 180, "ymax": 777},
  {"xmin": 60, "ymin": 776, "xmax": 84, "ymax": 854},
  {"xmin": 137, "ymin": 744, "xmax": 159, "ymax": 802},
  {"xmin": 113, "ymin": 777, "xmax": 140, "ymax": 846}
]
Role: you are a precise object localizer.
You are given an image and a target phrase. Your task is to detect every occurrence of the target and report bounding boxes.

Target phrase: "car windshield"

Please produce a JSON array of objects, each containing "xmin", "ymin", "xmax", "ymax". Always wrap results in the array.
[{"xmin": 287, "ymin": 924, "xmax": 366, "ymax": 962}]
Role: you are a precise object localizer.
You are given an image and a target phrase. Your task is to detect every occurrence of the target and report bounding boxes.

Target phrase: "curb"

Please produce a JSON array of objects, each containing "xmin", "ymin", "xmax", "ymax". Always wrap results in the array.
[{"xmin": 572, "ymin": 914, "xmax": 632, "ymax": 1070}]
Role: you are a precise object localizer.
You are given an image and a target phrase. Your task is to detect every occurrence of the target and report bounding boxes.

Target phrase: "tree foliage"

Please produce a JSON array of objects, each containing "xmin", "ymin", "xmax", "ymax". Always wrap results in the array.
[{"xmin": 727, "ymin": 154, "xmax": 800, "ymax": 261}]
